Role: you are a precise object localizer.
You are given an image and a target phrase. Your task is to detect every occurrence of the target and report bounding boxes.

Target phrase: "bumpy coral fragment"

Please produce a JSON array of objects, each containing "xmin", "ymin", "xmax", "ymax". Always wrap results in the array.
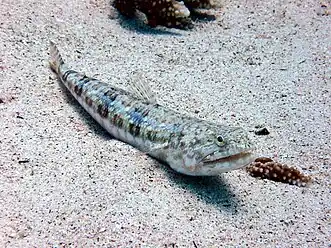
[
  {"xmin": 113, "ymin": 0, "xmax": 214, "ymax": 28},
  {"xmin": 246, "ymin": 157, "xmax": 312, "ymax": 187}
]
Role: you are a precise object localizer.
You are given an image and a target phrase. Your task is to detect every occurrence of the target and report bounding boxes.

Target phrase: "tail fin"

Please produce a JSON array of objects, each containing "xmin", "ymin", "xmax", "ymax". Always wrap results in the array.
[{"xmin": 49, "ymin": 41, "xmax": 64, "ymax": 74}]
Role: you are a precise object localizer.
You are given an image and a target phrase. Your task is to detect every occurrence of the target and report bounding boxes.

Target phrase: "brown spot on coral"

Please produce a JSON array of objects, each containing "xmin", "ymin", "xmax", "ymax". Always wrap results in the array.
[
  {"xmin": 113, "ymin": 0, "xmax": 136, "ymax": 17},
  {"xmin": 246, "ymin": 157, "xmax": 312, "ymax": 187}
]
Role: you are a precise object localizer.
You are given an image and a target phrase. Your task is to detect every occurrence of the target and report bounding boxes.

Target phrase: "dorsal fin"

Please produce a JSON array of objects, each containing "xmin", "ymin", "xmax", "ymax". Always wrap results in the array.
[{"xmin": 128, "ymin": 71, "xmax": 157, "ymax": 104}]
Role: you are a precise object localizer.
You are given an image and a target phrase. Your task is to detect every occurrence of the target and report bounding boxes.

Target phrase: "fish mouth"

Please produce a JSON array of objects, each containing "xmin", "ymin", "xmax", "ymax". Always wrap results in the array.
[{"xmin": 201, "ymin": 151, "xmax": 254, "ymax": 166}]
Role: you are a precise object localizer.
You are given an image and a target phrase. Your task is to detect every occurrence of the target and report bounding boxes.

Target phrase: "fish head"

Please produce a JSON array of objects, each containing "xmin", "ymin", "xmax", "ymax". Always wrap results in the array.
[{"xmin": 168, "ymin": 122, "xmax": 256, "ymax": 176}]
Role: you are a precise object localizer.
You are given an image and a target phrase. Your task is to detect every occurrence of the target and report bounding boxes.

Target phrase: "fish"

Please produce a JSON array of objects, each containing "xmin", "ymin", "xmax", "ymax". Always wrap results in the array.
[
  {"xmin": 49, "ymin": 42, "xmax": 255, "ymax": 176},
  {"xmin": 113, "ymin": 0, "xmax": 214, "ymax": 29}
]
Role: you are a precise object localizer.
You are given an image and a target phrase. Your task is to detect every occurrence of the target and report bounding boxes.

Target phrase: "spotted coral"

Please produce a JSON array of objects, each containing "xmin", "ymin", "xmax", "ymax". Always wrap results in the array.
[
  {"xmin": 113, "ymin": 0, "xmax": 215, "ymax": 28},
  {"xmin": 246, "ymin": 157, "xmax": 312, "ymax": 187}
]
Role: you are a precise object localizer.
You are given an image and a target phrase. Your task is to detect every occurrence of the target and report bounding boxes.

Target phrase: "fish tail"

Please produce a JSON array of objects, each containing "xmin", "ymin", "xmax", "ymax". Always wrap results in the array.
[{"xmin": 49, "ymin": 41, "xmax": 64, "ymax": 74}]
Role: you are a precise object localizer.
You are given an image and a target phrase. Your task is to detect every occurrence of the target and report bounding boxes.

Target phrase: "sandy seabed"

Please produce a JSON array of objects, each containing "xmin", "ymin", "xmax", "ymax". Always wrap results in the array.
[{"xmin": 1, "ymin": 0, "xmax": 330, "ymax": 247}]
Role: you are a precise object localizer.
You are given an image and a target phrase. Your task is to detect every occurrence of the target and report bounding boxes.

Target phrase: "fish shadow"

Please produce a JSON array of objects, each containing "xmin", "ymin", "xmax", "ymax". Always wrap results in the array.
[
  {"xmin": 158, "ymin": 162, "xmax": 241, "ymax": 213},
  {"xmin": 57, "ymin": 80, "xmax": 112, "ymax": 140}
]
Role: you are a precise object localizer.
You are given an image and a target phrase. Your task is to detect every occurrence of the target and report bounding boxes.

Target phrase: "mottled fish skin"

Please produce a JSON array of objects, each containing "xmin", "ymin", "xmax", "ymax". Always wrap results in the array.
[
  {"xmin": 49, "ymin": 42, "xmax": 255, "ymax": 176},
  {"xmin": 113, "ymin": 0, "xmax": 215, "ymax": 28}
]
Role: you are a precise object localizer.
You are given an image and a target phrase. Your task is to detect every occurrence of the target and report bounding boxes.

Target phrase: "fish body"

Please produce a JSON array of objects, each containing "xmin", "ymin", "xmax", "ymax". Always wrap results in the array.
[{"xmin": 50, "ymin": 42, "xmax": 255, "ymax": 176}]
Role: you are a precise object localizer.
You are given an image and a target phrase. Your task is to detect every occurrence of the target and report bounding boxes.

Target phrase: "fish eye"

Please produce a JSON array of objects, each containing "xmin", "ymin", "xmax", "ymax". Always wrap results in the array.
[{"xmin": 216, "ymin": 135, "xmax": 225, "ymax": 146}]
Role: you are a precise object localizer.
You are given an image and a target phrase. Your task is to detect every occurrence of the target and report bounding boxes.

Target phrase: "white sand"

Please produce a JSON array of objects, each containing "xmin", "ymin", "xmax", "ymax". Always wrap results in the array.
[{"xmin": 1, "ymin": 0, "xmax": 330, "ymax": 246}]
